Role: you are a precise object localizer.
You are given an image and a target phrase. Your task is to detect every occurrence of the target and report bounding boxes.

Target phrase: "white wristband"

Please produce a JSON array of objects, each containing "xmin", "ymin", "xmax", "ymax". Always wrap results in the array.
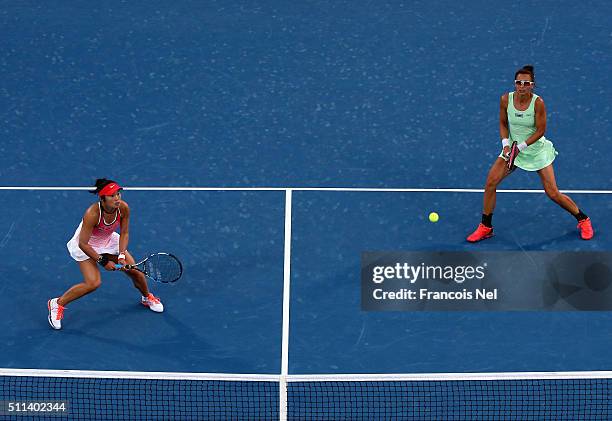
[
  {"xmin": 501, "ymin": 138, "xmax": 510, "ymax": 148},
  {"xmin": 118, "ymin": 253, "xmax": 126, "ymax": 259},
  {"xmin": 517, "ymin": 142, "xmax": 528, "ymax": 152}
]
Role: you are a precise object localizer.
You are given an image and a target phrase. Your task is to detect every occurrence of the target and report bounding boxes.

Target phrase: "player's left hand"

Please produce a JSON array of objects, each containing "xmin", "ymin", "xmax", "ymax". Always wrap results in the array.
[{"xmin": 117, "ymin": 252, "xmax": 127, "ymax": 267}]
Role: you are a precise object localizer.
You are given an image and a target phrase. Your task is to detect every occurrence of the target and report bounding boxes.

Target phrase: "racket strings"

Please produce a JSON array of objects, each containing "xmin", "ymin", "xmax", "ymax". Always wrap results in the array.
[{"xmin": 147, "ymin": 254, "xmax": 182, "ymax": 283}]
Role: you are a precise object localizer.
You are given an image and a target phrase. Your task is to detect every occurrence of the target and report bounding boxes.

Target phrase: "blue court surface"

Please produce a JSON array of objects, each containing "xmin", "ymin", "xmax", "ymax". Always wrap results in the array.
[{"xmin": 0, "ymin": 0, "xmax": 611, "ymax": 415}]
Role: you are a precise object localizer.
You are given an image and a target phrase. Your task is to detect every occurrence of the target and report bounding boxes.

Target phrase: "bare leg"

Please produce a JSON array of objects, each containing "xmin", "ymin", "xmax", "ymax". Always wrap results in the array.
[
  {"xmin": 537, "ymin": 164, "xmax": 580, "ymax": 214},
  {"xmin": 58, "ymin": 260, "xmax": 102, "ymax": 306},
  {"xmin": 110, "ymin": 251, "xmax": 150, "ymax": 297},
  {"xmin": 483, "ymin": 158, "xmax": 514, "ymax": 215}
]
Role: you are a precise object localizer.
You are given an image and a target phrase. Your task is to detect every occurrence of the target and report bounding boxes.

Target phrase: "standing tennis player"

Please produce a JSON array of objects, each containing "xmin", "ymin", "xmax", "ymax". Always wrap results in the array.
[
  {"xmin": 48, "ymin": 179, "xmax": 163, "ymax": 330},
  {"xmin": 467, "ymin": 65, "xmax": 594, "ymax": 242}
]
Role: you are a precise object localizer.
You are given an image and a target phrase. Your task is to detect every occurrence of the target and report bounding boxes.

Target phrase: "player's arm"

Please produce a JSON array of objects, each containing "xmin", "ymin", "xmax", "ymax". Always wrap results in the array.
[
  {"xmin": 118, "ymin": 201, "xmax": 131, "ymax": 265},
  {"xmin": 78, "ymin": 208, "xmax": 114, "ymax": 270},
  {"xmin": 524, "ymin": 97, "xmax": 546, "ymax": 146},
  {"xmin": 499, "ymin": 94, "xmax": 510, "ymax": 158}
]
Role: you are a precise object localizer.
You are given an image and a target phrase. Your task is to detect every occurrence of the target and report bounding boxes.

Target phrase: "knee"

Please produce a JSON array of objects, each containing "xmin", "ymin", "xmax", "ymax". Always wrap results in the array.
[
  {"xmin": 485, "ymin": 178, "xmax": 500, "ymax": 192},
  {"xmin": 83, "ymin": 278, "xmax": 101, "ymax": 292},
  {"xmin": 545, "ymin": 188, "xmax": 562, "ymax": 202},
  {"xmin": 127, "ymin": 270, "xmax": 146, "ymax": 283}
]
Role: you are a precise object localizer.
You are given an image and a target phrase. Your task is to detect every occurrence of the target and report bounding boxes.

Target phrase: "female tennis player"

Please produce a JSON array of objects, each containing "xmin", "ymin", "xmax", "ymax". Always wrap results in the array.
[
  {"xmin": 467, "ymin": 65, "xmax": 594, "ymax": 242},
  {"xmin": 48, "ymin": 179, "xmax": 163, "ymax": 330}
]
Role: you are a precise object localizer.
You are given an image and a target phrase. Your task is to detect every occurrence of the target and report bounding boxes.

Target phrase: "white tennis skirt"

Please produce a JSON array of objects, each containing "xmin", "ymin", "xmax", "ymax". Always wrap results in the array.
[{"xmin": 67, "ymin": 232, "xmax": 120, "ymax": 262}]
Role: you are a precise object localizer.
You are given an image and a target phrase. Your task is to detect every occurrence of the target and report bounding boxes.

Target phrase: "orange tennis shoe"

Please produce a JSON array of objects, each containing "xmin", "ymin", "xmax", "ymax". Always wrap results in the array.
[
  {"xmin": 467, "ymin": 223, "xmax": 494, "ymax": 243},
  {"xmin": 577, "ymin": 217, "xmax": 594, "ymax": 240},
  {"xmin": 141, "ymin": 293, "xmax": 164, "ymax": 313},
  {"xmin": 47, "ymin": 298, "xmax": 65, "ymax": 330}
]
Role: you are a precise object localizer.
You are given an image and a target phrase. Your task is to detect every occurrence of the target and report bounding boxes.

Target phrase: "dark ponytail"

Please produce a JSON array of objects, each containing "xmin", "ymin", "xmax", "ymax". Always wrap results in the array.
[
  {"xmin": 515, "ymin": 64, "xmax": 535, "ymax": 82},
  {"xmin": 89, "ymin": 178, "xmax": 116, "ymax": 195}
]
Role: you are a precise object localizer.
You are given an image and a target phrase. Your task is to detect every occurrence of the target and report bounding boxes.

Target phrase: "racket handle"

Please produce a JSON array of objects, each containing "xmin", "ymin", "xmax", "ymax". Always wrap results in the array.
[{"xmin": 116, "ymin": 264, "xmax": 135, "ymax": 270}]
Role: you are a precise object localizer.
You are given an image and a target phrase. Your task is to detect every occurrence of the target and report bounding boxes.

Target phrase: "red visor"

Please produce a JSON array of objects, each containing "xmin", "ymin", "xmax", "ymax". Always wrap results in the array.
[{"xmin": 98, "ymin": 183, "xmax": 122, "ymax": 197}]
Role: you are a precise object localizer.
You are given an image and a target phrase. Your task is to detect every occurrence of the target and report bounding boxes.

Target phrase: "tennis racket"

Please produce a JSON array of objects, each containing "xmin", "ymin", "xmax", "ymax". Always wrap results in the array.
[
  {"xmin": 116, "ymin": 252, "xmax": 183, "ymax": 283},
  {"xmin": 507, "ymin": 141, "xmax": 519, "ymax": 172}
]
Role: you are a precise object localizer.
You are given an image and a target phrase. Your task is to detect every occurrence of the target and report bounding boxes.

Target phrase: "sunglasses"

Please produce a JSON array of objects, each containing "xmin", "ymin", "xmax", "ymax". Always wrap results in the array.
[{"xmin": 515, "ymin": 80, "xmax": 535, "ymax": 86}]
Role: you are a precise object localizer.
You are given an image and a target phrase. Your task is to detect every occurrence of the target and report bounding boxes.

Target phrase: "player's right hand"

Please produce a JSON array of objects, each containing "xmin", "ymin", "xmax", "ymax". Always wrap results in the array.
[
  {"xmin": 103, "ymin": 261, "xmax": 116, "ymax": 271},
  {"xmin": 502, "ymin": 146, "xmax": 510, "ymax": 161}
]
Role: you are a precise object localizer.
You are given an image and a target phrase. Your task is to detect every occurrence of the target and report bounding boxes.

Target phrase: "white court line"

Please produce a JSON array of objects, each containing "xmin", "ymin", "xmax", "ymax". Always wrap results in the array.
[
  {"xmin": 2, "ymin": 368, "xmax": 611, "ymax": 382},
  {"xmin": 279, "ymin": 189, "xmax": 293, "ymax": 421},
  {"xmin": 1, "ymin": 186, "xmax": 611, "ymax": 193},
  {"xmin": 0, "ymin": 368, "xmax": 279, "ymax": 382},
  {"xmin": 286, "ymin": 371, "xmax": 612, "ymax": 382}
]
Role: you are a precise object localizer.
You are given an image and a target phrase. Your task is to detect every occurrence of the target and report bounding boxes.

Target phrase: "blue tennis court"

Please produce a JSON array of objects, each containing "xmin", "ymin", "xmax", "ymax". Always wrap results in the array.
[{"xmin": 1, "ymin": 1, "xmax": 611, "ymax": 419}]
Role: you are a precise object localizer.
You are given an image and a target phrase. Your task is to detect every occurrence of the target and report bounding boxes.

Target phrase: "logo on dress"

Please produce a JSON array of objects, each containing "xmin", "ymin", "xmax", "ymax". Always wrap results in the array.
[{"xmin": 515, "ymin": 113, "xmax": 524, "ymax": 118}]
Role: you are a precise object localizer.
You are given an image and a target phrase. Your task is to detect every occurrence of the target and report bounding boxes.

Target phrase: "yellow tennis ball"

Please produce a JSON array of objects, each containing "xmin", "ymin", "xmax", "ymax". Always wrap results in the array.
[{"xmin": 429, "ymin": 212, "xmax": 439, "ymax": 223}]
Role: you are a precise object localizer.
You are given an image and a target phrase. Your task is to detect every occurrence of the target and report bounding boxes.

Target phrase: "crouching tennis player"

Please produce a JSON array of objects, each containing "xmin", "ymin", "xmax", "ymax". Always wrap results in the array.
[
  {"xmin": 467, "ymin": 65, "xmax": 594, "ymax": 242},
  {"xmin": 48, "ymin": 179, "xmax": 163, "ymax": 330}
]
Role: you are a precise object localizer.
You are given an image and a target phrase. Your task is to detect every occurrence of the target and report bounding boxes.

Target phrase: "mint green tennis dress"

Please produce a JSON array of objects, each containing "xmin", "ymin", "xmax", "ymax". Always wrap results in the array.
[{"xmin": 499, "ymin": 92, "xmax": 557, "ymax": 171}]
